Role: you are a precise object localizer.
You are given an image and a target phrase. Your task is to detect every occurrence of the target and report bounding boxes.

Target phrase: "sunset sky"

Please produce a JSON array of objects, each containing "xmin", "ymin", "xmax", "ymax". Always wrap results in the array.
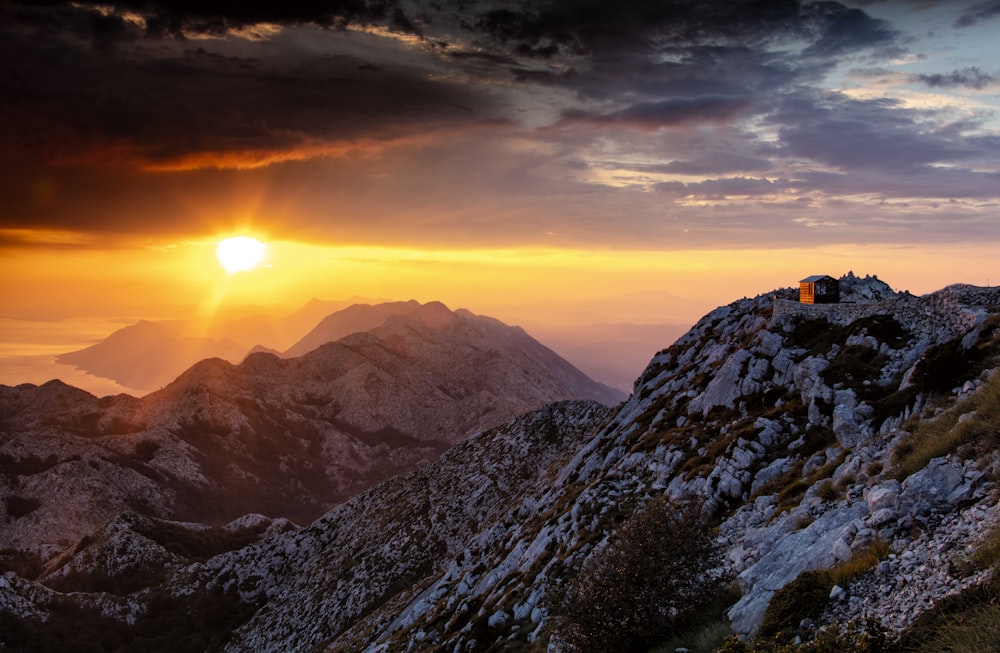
[{"xmin": 2, "ymin": 0, "xmax": 999, "ymax": 391}]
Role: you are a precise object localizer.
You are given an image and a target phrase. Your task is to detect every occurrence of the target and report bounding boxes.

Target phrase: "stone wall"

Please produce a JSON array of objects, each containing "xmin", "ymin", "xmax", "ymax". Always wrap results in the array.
[{"xmin": 771, "ymin": 297, "xmax": 898, "ymax": 325}]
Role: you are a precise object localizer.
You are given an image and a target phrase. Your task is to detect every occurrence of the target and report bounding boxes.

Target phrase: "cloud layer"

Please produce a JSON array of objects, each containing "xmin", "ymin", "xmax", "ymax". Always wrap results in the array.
[{"xmin": 1, "ymin": 0, "xmax": 999, "ymax": 250}]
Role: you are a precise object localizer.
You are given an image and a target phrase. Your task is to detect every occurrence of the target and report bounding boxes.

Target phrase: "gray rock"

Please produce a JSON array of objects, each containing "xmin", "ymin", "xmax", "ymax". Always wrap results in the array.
[
  {"xmin": 752, "ymin": 458, "xmax": 793, "ymax": 495},
  {"xmin": 897, "ymin": 457, "xmax": 967, "ymax": 522},
  {"xmin": 754, "ymin": 330, "xmax": 784, "ymax": 359},
  {"xmin": 866, "ymin": 481, "xmax": 901, "ymax": 512},
  {"xmin": 688, "ymin": 350, "xmax": 752, "ymax": 416},
  {"xmin": 728, "ymin": 503, "xmax": 868, "ymax": 635},
  {"xmin": 832, "ymin": 389, "xmax": 862, "ymax": 447},
  {"xmin": 870, "ymin": 508, "xmax": 897, "ymax": 528}
]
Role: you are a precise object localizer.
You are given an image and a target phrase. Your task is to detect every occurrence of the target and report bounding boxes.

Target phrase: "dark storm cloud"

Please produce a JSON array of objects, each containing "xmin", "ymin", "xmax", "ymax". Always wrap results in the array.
[
  {"xmin": 767, "ymin": 91, "xmax": 986, "ymax": 172},
  {"xmin": 954, "ymin": 0, "xmax": 1000, "ymax": 27},
  {"xmin": 914, "ymin": 67, "xmax": 998, "ymax": 89},
  {"xmin": 799, "ymin": 4, "xmax": 898, "ymax": 57},
  {"xmin": 81, "ymin": 0, "xmax": 396, "ymax": 37},
  {"xmin": 561, "ymin": 95, "xmax": 754, "ymax": 130},
  {"xmin": 2, "ymin": 0, "xmax": 998, "ymax": 249},
  {"xmin": 472, "ymin": 0, "xmax": 900, "ymax": 72},
  {"xmin": 0, "ymin": 7, "xmax": 488, "ymax": 170}
]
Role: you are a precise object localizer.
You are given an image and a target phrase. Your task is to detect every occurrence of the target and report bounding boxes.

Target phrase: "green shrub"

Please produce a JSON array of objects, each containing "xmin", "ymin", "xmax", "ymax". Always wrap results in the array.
[
  {"xmin": 551, "ymin": 498, "xmax": 722, "ymax": 652},
  {"xmin": 757, "ymin": 570, "xmax": 834, "ymax": 642}
]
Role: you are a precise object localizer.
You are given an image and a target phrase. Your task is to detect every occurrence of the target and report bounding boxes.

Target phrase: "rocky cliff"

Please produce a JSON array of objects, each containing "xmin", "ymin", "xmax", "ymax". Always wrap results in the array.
[{"xmin": 3, "ymin": 277, "xmax": 1000, "ymax": 652}]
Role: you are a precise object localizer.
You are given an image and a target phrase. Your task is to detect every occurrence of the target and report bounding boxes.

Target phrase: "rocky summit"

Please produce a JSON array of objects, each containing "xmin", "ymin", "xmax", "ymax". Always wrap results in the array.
[{"xmin": 3, "ymin": 276, "xmax": 1000, "ymax": 652}]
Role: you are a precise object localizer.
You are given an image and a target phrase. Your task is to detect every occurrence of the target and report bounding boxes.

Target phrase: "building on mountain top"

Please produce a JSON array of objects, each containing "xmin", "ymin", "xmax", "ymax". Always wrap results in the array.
[{"xmin": 799, "ymin": 275, "xmax": 840, "ymax": 304}]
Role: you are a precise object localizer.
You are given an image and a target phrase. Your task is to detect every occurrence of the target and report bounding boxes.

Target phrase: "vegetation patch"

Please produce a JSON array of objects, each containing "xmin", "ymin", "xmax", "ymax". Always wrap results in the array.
[
  {"xmin": 958, "ymin": 520, "xmax": 1000, "ymax": 573},
  {"xmin": 0, "ymin": 453, "xmax": 62, "ymax": 478},
  {"xmin": 134, "ymin": 439, "xmax": 160, "ymax": 462},
  {"xmin": 787, "ymin": 315, "xmax": 911, "ymax": 360},
  {"xmin": 0, "ymin": 548, "xmax": 45, "ymax": 579},
  {"xmin": 718, "ymin": 620, "xmax": 894, "ymax": 652},
  {"xmin": 648, "ymin": 584, "xmax": 741, "ymax": 653},
  {"xmin": 132, "ymin": 519, "xmax": 270, "ymax": 562},
  {"xmin": 549, "ymin": 498, "xmax": 722, "ymax": 652},
  {"xmin": 896, "ymin": 576, "xmax": 1000, "ymax": 653},
  {"xmin": 909, "ymin": 314, "xmax": 1000, "ymax": 395},
  {"xmin": 0, "ymin": 581, "xmax": 259, "ymax": 653},
  {"xmin": 829, "ymin": 539, "xmax": 890, "ymax": 588},
  {"xmin": 822, "ymin": 345, "xmax": 887, "ymax": 396},
  {"xmin": 891, "ymin": 371, "xmax": 1000, "ymax": 480},
  {"xmin": 757, "ymin": 569, "xmax": 834, "ymax": 642}
]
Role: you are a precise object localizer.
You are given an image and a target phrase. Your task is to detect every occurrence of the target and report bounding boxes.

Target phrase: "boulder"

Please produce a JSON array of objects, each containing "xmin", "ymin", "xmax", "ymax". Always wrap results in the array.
[{"xmin": 896, "ymin": 457, "xmax": 967, "ymax": 523}]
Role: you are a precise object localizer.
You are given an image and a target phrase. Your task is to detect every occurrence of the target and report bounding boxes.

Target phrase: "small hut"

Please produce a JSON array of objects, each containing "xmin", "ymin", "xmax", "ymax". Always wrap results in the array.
[{"xmin": 799, "ymin": 275, "xmax": 839, "ymax": 304}]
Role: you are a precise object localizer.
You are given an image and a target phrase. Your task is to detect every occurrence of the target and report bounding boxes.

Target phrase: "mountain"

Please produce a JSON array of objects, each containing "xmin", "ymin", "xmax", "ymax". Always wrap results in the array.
[
  {"xmin": 55, "ymin": 320, "xmax": 247, "ymax": 391},
  {"xmin": 52, "ymin": 298, "xmax": 359, "ymax": 393},
  {"xmin": 1, "ymin": 301, "xmax": 622, "ymax": 573},
  {"xmin": 282, "ymin": 299, "xmax": 427, "ymax": 358},
  {"xmin": 4, "ymin": 276, "xmax": 1000, "ymax": 652}
]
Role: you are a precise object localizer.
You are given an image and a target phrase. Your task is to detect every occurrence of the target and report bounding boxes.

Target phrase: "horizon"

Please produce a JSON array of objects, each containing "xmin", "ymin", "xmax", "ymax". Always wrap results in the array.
[
  {"xmin": 0, "ymin": 273, "xmax": 982, "ymax": 398},
  {"xmin": 2, "ymin": 0, "xmax": 998, "ymax": 393}
]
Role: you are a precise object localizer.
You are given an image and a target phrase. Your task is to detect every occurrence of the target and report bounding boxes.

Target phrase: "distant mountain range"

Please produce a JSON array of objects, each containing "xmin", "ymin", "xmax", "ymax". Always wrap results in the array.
[
  {"xmin": 52, "ymin": 298, "xmax": 678, "ymax": 394},
  {"xmin": 54, "ymin": 298, "xmax": 354, "ymax": 392},
  {"xmin": 1, "ymin": 301, "xmax": 622, "ymax": 568}
]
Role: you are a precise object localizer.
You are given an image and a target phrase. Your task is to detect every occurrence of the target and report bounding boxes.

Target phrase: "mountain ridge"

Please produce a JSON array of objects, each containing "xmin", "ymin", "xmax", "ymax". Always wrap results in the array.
[{"xmin": 1, "ymin": 302, "xmax": 621, "ymax": 569}]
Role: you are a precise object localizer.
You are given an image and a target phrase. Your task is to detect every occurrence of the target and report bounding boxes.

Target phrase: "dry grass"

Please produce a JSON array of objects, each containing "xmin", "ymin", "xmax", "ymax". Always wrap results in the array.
[
  {"xmin": 967, "ymin": 522, "xmax": 1000, "ymax": 572},
  {"xmin": 830, "ymin": 539, "xmax": 890, "ymax": 588},
  {"xmin": 892, "ymin": 371, "xmax": 1000, "ymax": 481}
]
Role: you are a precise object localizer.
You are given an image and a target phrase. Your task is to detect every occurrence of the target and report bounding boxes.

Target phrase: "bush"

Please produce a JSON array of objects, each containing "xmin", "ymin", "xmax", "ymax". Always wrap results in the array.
[
  {"xmin": 757, "ymin": 570, "xmax": 834, "ymax": 642},
  {"xmin": 551, "ymin": 497, "xmax": 722, "ymax": 652}
]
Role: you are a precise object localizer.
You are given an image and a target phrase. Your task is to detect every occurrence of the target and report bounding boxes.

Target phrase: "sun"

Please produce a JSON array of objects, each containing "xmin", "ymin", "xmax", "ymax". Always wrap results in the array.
[{"xmin": 216, "ymin": 236, "xmax": 267, "ymax": 274}]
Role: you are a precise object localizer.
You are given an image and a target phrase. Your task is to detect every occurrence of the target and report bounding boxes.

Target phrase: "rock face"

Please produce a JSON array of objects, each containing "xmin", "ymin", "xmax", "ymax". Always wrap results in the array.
[
  {"xmin": 0, "ymin": 301, "xmax": 622, "ymax": 566},
  {"xmin": 3, "ymin": 277, "xmax": 1000, "ymax": 652}
]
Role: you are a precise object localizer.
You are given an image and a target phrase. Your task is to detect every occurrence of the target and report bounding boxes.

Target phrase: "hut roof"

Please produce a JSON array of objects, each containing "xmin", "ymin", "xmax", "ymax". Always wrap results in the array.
[{"xmin": 800, "ymin": 275, "xmax": 837, "ymax": 283}]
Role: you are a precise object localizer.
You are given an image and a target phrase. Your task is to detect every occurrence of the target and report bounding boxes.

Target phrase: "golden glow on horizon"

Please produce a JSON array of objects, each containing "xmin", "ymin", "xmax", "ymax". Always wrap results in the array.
[
  {"xmin": 2, "ymin": 237, "xmax": 996, "ymax": 334},
  {"xmin": 216, "ymin": 236, "xmax": 267, "ymax": 274}
]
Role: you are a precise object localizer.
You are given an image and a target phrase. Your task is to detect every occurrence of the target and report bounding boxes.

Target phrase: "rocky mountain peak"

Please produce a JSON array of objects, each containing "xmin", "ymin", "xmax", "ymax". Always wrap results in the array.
[{"xmin": 838, "ymin": 271, "xmax": 901, "ymax": 303}]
